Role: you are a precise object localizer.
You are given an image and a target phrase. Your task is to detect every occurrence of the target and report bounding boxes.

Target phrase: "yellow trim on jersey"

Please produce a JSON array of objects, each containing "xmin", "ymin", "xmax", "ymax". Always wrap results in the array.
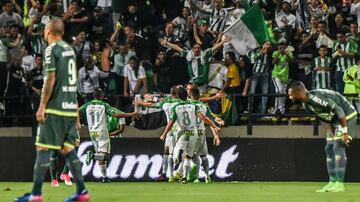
[
  {"xmin": 35, "ymin": 142, "xmax": 62, "ymax": 150},
  {"xmin": 64, "ymin": 142, "xmax": 75, "ymax": 149},
  {"xmin": 346, "ymin": 111, "xmax": 357, "ymax": 120},
  {"xmin": 46, "ymin": 109, "xmax": 77, "ymax": 117}
]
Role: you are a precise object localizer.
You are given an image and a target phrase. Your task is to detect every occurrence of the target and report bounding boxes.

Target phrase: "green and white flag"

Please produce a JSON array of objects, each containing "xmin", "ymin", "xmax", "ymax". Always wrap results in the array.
[{"xmin": 224, "ymin": 4, "xmax": 270, "ymax": 55}]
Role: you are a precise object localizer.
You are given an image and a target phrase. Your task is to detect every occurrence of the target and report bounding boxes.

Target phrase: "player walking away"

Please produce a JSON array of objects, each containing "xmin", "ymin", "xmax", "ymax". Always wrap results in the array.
[
  {"xmin": 288, "ymin": 81, "xmax": 357, "ymax": 192},
  {"xmin": 135, "ymin": 86, "xmax": 180, "ymax": 182},
  {"xmin": 81, "ymin": 88, "xmax": 140, "ymax": 183},
  {"xmin": 189, "ymin": 88, "xmax": 221, "ymax": 183},
  {"xmin": 15, "ymin": 19, "xmax": 89, "ymax": 202},
  {"xmin": 160, "ymin": 87, "xmax": 220, "ymax": 184}
]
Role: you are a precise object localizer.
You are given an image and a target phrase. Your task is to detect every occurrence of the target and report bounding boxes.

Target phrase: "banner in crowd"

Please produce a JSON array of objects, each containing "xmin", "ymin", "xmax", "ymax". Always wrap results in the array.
[{"xmin": 224, "ymin": 4, "xmax": 270, "ymax": 55}]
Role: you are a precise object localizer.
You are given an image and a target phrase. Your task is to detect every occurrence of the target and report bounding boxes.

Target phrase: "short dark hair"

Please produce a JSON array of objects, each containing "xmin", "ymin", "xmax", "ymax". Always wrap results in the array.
[
  {"xmin": 289, "ymin": 81, "xmax": 306, "ymax": 92},
  {"xmin": 226, "ymin": 51, "xmax": 236, "ymax": 62},
  {"xmin": 318, "ymin": 21, "xmax": 327, "ymax": 26},
  {"xmin": 190, "ymin": 87, "xmax": 200, "ymax": 100},
  {"xmin": 177, "ymin": 86, "xmax": 188, "ymax": 101},
  {"xmin": 93, "ymin": 88, "xmax": 104, "ymax": 99},
  {"xmin": 129, "ymin": 56, "xmax": 139, "ymax": 64},
  {"xmin": 170, "ymin": 86, "xmax": 178, "ymax": 96},
  {"xmin": 319, "ymin": 45, "xmax": 328, "ymax": 49},
  {"xmin": 47, "ymin": 19, "xmax": 64, "ymax": 36}
]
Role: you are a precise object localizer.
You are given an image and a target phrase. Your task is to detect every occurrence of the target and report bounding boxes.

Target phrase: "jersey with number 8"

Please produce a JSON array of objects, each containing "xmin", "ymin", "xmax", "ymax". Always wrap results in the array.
[
  {"xmin": 171, "ymin": 101, "xmax": 199, "ymax": 132},
  {"xmin": 44, "ymin": 40, "xmax": 78, "ymax": 117}
]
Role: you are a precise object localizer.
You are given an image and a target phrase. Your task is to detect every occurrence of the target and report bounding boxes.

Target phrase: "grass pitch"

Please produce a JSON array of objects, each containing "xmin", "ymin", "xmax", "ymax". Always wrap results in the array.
[{"xmin": 2, "ymin": 182, "xmax": 360, "ymax": 202}]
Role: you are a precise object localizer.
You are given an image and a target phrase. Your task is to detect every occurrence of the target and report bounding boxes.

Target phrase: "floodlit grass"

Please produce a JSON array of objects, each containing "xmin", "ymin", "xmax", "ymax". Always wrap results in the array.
[{"xmin": 2, "ymin": 182, "xmax": 360, "ymax": 202}]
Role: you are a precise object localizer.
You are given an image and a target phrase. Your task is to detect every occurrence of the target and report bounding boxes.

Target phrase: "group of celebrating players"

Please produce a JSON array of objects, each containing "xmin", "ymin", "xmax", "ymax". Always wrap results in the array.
[{"xmin": 14, "ymin": 16, "xmax": 358, "ymax": 201}]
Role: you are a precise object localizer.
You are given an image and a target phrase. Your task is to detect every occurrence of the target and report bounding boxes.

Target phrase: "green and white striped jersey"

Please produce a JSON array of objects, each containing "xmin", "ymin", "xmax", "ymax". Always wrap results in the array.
[
  {"xmin": 154, "ymin": 96, "xmax": 181, "ymax": 132},
  {"xmin": 312, "ymin": 56, "xmax": 332, "ymax": 89},
  {"xmin": 171, "ymin": 100, "xmax": 199, "ymax": 132},
  {"xmin": 80, "ymin": 100, "xmax": 118, "ymax": 132},
  {"xmin": 192, "ymin": 100, "xmax": 212, "ymax": 131},
  {"xmin": 332, "ymin": 40, "xmax": 357, "ymax": 72}
]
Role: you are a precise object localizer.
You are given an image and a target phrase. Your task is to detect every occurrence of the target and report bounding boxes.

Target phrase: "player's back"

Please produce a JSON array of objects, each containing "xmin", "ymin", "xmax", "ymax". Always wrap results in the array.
[
  {"xmin": 81, "ymin": 100, "xmax": 109, "ymax": 132},
  {"xmin": 44, "ymin": 40, "xmax": 78, "ymax": 117},
  {"xmin": 192, "ymin": 100, "xmax": 207, "ymax": 130},
  {"xmin": 172, "ymin": 100, "xmax": 198, "ymax": 131},
  {"xmin": 162, "ymin": 98, "xmax": 180, "ymax": 122}
]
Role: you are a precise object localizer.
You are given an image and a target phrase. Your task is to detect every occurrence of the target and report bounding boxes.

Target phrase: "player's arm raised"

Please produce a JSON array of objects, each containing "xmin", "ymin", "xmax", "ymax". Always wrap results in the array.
[{"xmin": 114, "ymin": 111, "xmax": 141, "ymax": 119}]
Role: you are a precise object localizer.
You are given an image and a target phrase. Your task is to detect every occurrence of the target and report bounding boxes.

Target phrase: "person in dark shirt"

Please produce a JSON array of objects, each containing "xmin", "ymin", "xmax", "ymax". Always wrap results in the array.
[
  {"xmin": 289, "ymin": 81, "xmax": 357, "ymax": 193},
  {"xmin": 28, "ymin": 54, "xmax": 43, "ymax": 136},
  {"xmin": 154, "ymin": 51, "xmax": 172, "ymax": 94}
]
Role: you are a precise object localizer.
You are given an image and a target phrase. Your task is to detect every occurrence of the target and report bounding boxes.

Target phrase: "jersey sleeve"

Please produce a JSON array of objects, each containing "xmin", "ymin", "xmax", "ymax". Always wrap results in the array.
[
  {"xmin": 79, "ymin": 102, "xmax": 89, "ymax": 114},
  {"xmin": 153, "ymin": 98, "xmax": 167, "ymax": 109},
  {"xmin": 170, "ymin": 105, "xmax": 177, "ymax": 121},
  {"xmin": 105, "ymin": 103, "xmax": 117, "ymax": 116},
  {"xmin": 328, "ymin": 99, "xmax": 346, "ymax": 119},
  {"xmin": 44, "ymin": 45, "xmax": 56, "ymax": 72},
  {"xmin": 138, "ymin": 66, "xmax": 146, "ymax": 79}
]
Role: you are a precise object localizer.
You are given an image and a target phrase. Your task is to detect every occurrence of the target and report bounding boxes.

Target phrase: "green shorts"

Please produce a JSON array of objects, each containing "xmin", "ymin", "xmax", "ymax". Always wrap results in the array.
[{"xmin": 35, "ymin": 114, "xmax": 78, "ymax": 150}]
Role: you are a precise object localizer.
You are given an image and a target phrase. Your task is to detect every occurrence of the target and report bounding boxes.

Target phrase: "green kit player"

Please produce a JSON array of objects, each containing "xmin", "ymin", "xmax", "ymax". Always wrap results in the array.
[
  {"xmin": 107, "ymin": 107, "xmax": 126, "ymax": 138},
  {"xmin": 81, "ymin": 89, "xmax": 140, "ymax": 183},
  {"xmin": 189, "ymin": 88, "xmax": 221, "ymax": 183},
  {"xmin": 288, "ymin": 81, "xmax": 357, "ymax": 192},
  {"xmin": 160, "ymin": 87, "xmax": 219, "ymax": 184},
  {"xmin": 135, "ymin": 86, "xmax": 180, "ymax": 181},
  {"xmin": 16, "ymin": 19, "xmax": 88, "ymax": 202}
]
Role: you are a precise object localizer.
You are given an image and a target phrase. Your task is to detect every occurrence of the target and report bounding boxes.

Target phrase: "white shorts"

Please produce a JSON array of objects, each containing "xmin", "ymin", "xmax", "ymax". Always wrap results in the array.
[
  {"xmin": 90, "ymin": 130, "xmax": 111, "ymax": 154},
  {"xmin": 164, "ymin": 133, "xmax": 175, "ymax": 154},
  {"xmin": 173, "ymin": 131, "xmax": 197, "ymax": 159},
  {"xmin": 196, "ymin": 130, "xmax": 208, "ymax": 156}
]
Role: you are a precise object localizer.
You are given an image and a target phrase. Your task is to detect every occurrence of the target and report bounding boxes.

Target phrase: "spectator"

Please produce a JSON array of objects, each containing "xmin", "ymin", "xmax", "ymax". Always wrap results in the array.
[
  {"xmin": 121, "ymin": 1, "xmax": 140, "ymax": 31},
  {"xmin": 0, "ymin": 1, "xmax": 24, "ymax": 32},
  {"xmin": 351, "ymin": 0, "xmax": 360, "ymax": 27},
  {"xmin": 160, "ymin": 35, "xmax": 230, "ymax": 93},
  {"xmin": 225, "ymin": 51, "xmax": 241, "ymax": 94},
  {"xmin": 78, "ymin": 56, "xmax": 109, "ymax": 103},
  {"xmin": 206, "ymin": 60, "xmax": 228, "ymax": 94},
  {"xmin": 27, "ymin": 21, "xmax": 46, "ymax": 56},
  {"xmin": 295, "ymin": 30, "xmax": 316, "ymax": 89},
  {"xmin": 238, "ymin": 55, "xmax": 251, "ymax": 113},
  {"xmin": 275, "ymin": 0, "xmax": 296, "ymax": 30},
  {"xmin": 189, "ymin": 0, "xmax": 229, "ymax": 34},
  {"xmin": 62, "ymin": 0, "xmax": 89, "ymax": 39},
  {"xmin": 4, "ymin": 54, "xmax": 27, "ymax": 126},
  {"xmin": 72, "ymin": 31, "xmax": 92, "ymax": 68},
  {"xmin": 249, "ymin": 41, "xmax": 272, "ymax": 114},
  {"xmin": 307, "ymin": 0, "xmax": 328, "ymax": 22},
  {"xmin": 270, "ymin": 39, "xmax": 293, "ymax": 115},
  {"xmin": 332, "ymin": 29, "xmax": 357, "ymax": 93},
  {"xmin": 89, "ymin": 6, "xmax": 113, "ymax": 42},
  {"xmin": 154, "ymin": 51, "xmax": 172, "ymax": 94},
  {"xmin": 171, "ymin": 6, "xmax": 191, "ymax": 44},
  {"xmin": 315, "ymin": 20, "xmax": 334, "ymax": 48},
  {"xmin": 312, "ymin": 45, "xmax": 332, "ymax": 89},
  {"xmin": 123, "ymin": 56, "xmax": 148, "ymax": 97},
  {"xmin": 329, "ymin": 13, "xmax": 350, "ymax": 39},
  {"xmin": 347, "ymin": 22, "xmax": 360, "ymax": 44},
  {"xmin": 191, "ymin": 19, "xmax": 215, "ymax": 50},
  {"xmin": 28, "ymin": 54, "xmax": 43, "ymax": 136},
  {"xmin": 0, "ymin": 25, "xmax": 20, "ymax": 97}
]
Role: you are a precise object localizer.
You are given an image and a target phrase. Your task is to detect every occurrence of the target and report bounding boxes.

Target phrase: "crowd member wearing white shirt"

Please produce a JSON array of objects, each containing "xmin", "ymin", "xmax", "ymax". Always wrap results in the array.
[
  {"xmin": 275, "ymin": 0, "xmax": 297, "ymax": 29},
  {"xmin": 351, "ymin": 0, "xmax": 360, "ymax": 31},
  {"xmin": 123, "ymin": 56, "xmax": 148, "ymax": 97}
]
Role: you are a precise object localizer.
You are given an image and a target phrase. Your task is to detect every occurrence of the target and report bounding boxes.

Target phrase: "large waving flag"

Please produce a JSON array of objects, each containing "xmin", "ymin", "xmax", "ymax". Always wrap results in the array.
[{"xmin": 224, "ymin": 4, "xmax": 270, "ymax": 55}]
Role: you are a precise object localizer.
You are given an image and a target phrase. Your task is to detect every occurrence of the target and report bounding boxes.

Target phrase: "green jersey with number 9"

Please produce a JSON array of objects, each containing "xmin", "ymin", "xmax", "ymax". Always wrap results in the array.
[
  {"xmin": 170, "ymin": 100, "xmax": 199, "ymax": 132},
  {"xmin": 44, "ymin": 41, "xmax": 78, "ymax": 117}
]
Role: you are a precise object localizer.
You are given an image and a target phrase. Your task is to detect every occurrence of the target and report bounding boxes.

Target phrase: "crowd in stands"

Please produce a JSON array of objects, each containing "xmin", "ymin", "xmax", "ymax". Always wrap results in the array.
[{"xmin": 0, "ymin": 0, "xmax": 360, "ymax": 127}]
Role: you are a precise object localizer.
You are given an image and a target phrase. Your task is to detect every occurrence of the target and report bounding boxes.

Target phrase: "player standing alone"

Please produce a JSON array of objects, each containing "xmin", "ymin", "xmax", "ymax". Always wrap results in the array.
[
  {"xmin": 15, "ymin": 19, "xmax": 89, "ymax": 202},
  {"xmin": 82, "ymin": 88, "xmax": 140, "ymax": 183},
  {"xmin": 288, "ymin": 81, "xmax": 357, "ymax": 192}
]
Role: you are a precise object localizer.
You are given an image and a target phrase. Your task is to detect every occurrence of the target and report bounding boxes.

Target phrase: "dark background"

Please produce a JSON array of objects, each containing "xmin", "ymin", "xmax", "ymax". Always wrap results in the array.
[{"xmin": 2, "ymin": 137, "xmax": 360, "ymax": 182}]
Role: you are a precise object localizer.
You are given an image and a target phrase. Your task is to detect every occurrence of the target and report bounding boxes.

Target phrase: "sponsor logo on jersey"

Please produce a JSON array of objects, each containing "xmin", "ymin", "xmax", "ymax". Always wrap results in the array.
[
  {"xmin": 62, "ymin": 101, "xmax": 77, "ymax": 109},
  {"xmin": 62, "ymin": 86, "xmax": 77, "ymax": 92},
  {"xmin": 312, "ymin": 96, "xmax": 328, "ymax": 107},
  {"xmin": 62, "ymin": 50, "xmax": 75, "ymax": 57}
]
